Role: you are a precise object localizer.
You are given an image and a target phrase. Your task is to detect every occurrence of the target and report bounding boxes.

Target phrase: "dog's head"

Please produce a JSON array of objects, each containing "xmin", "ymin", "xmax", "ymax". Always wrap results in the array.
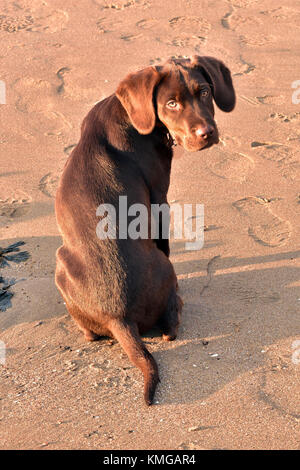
[{"xmin": 116, "ymin": 56, "xmax": 235, "ymax": 152}]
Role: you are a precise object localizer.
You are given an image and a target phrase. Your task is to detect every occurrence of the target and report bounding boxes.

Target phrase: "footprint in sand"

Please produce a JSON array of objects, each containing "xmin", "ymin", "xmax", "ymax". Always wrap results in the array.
[
  {"xmin": 157, "ymin": 34, "xmax": 206, "ymax": 51},
  {"xmin": 13, "ymin": 78, "xmax": 72, "ymax": 136},
  {"xmin": 259, "ymin": 358, "xmax": 300, "ymax": 420},
  {"xmin": 1, "ymin": 0, "xmax": 52, "ymax": 12},
  {"xmin": 94, "ymin": 0, "xmax": 148, "ymax": 10},
  {"xmin": 207, "ymin": 147, "xmax": 254, "ymax": 182},
  {"xmin": 233, "ymin": 196, "xmax": 291, "ymax": 247},
  {"xmin": 28, "ymin": 9, "xmax": 69, "ymax": 33},
  {"xmin": 168, "ymin": 16, "xmax": 211, "ymax": 35},
  {"xmin": 239, "ymin": 33, "xmax": 274, "ymax": 47},
  {"xmin": 32, "ymin": 111, "xmax": 72, "ymax": 137},
  {"xmin": 14, "ymin": 77, "xmax": 55, "ymax": 114},
  {"xmin": 219, "ymin": 134, "xmax": 241, "ymax": 147},
  {"xmin": 224, "ymin": 12, "xmax": 262, "ymax": 32},
  {"xmin": 39, "ymin": 172, "xmax": 62, "ymax": 198},
  {"xmin": 227, "ymin": 0, "xmax": 259, "ymax": 6},
  {"xmin": 136, "ymin": 19, "xmax": 158, "ymax": 29},
  {"xmin": 0, "ymin": 192, "xmax": 32, "ymax": 219},
  {"xmin": 55, "ymin": 67, "xmax": 99, "ymax": 103},
  {"xmin": 256, "ymin": 95, "xmax": 285, "ymax": 106},
  {"xmin": 259, "ymin": 6, "xmax": 300, "ymax": 28},
  {"xmin": 268, "ymin": 112, "xmax": 300, "ymax": 124},
  {"xmin": 250, "ymin": 143, "xmax": 293, "ymax": 163},
  {"xmin": 93, "ymin": 365, "xmax": 136, "ymax": 401},
  {"xmin": 251, "ymin": 143, "xmax": 300, "ymax": 181},
  {"xmin": 38, "ymin": 144, "xmax": 75, "ymax": 197},
  {"xmin": 96, "ymin": 17, "xmax": 122, "ymax": 33},
  {"xmin": 0, "ymin": 15, "xmax": 34, "ymax": 33},
  {"xmin": 0, "ymin": 9, "xmax": 68, "ymax": 34},
  {"xmin": 226, "ymin": 281, "xmax": 280, "ymax": 304},
  {"xmin": 149, "ymin": 54, "xmax": 192, "ymax": 65}
]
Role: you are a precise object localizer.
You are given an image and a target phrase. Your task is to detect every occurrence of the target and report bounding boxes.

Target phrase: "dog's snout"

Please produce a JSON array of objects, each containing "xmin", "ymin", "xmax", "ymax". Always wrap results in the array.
[
  {"xmin": 194, "ymin": 125, "xmax": 215, "ymax": 140},
  {"xmin": 184, "ymin": 123, "xmax": 218, "ymax": 151}
]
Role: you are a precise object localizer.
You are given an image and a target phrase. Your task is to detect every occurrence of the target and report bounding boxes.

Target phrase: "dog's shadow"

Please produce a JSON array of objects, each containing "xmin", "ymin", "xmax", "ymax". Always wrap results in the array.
[{"xmin": 149, "ymin": 249, "xmax": 300, "ymax": 406}]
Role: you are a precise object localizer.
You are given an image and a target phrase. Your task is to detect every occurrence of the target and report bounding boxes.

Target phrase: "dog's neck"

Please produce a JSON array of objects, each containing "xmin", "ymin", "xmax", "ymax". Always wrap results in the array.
[
  {"xmin": 154, "ymin": 121, "xmax": 176, "ymax": 149},
  {"xmin": 90, "ymin": 95, "xmax": 174, "ymax": 156},
  {"xmin": 165, "ymin": 130, "xmax": 177, "ymax": 148}
]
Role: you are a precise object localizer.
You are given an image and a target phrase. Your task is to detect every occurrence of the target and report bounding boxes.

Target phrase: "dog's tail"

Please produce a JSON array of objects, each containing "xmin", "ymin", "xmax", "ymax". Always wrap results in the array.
[{"xmin": 109, "ymin": 319, "xmax": 159, "ymax": 406}]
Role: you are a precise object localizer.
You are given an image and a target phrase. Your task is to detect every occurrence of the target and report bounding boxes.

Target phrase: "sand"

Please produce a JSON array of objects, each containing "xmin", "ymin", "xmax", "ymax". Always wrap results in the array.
[{"xmin": 0, "ymin": 0, "xmax": 299, "ymax": 450}]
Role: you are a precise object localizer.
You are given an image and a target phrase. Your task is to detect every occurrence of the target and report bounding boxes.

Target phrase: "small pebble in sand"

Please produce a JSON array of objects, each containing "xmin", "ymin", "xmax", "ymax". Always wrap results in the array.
[{"xmin": 188, "ymin": 426, "xmax": 202, "ymax": 432}]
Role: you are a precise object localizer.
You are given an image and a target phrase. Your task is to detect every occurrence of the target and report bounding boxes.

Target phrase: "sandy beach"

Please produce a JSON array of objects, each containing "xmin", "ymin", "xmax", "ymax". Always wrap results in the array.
[{"xmin": 0, "ymin": 0, "xmax": 299, "ymax": 449}]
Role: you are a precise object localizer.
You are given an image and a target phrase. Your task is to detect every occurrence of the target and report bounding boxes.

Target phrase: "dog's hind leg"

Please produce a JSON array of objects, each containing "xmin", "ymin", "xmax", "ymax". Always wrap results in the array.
[
  {"xmin": 109, "ymin": 319, "xmax": 159, "ymax": 406},
  {"xmin": 66, "ymin": 302, "xmax": 101, "ymax": 341},
  {"xmin": 159, "ymin": 287, "xmax": 183, "ymax": 342}
]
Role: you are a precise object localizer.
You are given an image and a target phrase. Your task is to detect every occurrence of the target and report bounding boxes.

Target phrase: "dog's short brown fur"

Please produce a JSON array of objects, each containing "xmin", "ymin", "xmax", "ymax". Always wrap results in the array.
[{"xmin": 55, "ymin": 56, "xmax": 235, "ymax": 405}]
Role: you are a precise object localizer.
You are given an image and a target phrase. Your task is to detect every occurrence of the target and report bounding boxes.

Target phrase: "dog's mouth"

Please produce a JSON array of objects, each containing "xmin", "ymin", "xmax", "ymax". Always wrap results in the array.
[
  {"xmin": 175, "ymin": 132, "xmax": 219, "ymax": 152},
  {"xmin": 196, "ymin": 139, "xmax": 217, "ymax": 151}
]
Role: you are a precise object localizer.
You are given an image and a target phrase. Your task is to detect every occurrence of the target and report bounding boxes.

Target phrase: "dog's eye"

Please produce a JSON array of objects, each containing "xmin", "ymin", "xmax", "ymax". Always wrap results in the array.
[
  {"xmin": 166, "ymin": 100, "xmax": 179, "ymax": 109},
  {"xmin": 200, "ymin": 89, "xmax": 209, "ymax": 97}
]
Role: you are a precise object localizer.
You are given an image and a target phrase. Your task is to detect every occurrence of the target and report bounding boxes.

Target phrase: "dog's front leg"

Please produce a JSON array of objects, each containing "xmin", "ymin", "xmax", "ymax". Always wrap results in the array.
[
  {"xmin": 150, "ymin": 192, "xmax": 170, "ymax": 258},
  {"xmin": 155, "ymin": 226, "xmax": 170, "ymax": 257}
]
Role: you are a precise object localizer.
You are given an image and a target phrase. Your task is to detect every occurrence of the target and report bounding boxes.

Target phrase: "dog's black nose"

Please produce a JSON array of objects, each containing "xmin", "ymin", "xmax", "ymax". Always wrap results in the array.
[{"xmin": 194, "ymin": 125, "xmax": 215, "ymax": 140}]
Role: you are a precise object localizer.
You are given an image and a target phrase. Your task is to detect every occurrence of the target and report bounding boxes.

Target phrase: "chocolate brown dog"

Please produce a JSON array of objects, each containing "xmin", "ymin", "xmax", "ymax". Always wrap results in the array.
[{"xmin": 55, "ymin": 56, "xmax": 235, "ymax": 405}]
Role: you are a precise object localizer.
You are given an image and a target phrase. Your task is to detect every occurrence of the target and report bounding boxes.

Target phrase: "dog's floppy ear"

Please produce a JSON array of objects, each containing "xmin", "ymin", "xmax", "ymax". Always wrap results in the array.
[
  {"xmin": 116, "ymin": 66, "xmax": 162, "ymax": 135},
  {"xmin": 191, "ymin": 55, "xmax": 236, "ymax": 112}
]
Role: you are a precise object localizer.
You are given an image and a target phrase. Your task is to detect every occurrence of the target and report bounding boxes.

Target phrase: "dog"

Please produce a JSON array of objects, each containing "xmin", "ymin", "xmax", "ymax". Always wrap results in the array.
[{"xmin": 55, "ymin": 56, "xmax": 235, "ymax": 405}]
